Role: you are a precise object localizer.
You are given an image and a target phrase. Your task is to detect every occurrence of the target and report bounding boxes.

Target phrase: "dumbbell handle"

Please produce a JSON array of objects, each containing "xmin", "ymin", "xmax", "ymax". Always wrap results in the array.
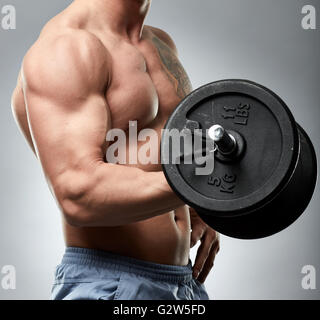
[
  {"xmin": 185, "ymin": 124, "xmax": 238, "ymax": 156},
  {"xmin": 208, "ymin": 125, "xmax": 237, "ymax": 155}
]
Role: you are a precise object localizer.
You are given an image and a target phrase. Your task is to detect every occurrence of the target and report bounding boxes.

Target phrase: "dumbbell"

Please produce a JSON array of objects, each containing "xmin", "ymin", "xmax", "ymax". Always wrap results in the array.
[{"xmin": 161, "ymin": 79, "xmax": 317, "ymax": 239}]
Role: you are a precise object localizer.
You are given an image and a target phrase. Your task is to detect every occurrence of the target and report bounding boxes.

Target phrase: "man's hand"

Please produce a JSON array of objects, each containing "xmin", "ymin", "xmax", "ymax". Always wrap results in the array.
[{"xmin": 189, "ymin": 207, "xmax": 220, "ymax": 283}]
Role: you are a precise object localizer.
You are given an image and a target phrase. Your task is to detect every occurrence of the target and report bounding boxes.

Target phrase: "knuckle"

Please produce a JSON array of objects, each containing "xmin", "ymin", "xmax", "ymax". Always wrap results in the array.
[
  {"xmin": 191, "ymin": 233, "xmax": 201, "ymax": 243},
  {"xmin": 206, "ymin": 231, "xmax": 216, "ymax": 242},
  {"xmin": 192, "ymin": 225, "xmax": 204, "ymax": 236},
  {"xmin": 209, "ymin": 234, "xmax": 216, "ymax": 242}
]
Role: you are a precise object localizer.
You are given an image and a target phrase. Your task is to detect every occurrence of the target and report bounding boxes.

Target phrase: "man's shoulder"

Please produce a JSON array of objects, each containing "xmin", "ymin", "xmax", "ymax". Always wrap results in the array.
[
  {"xmin": 145, "ymin": 26, "xmax": 178, "ymax": 54},
  {"xmin": 26, "ymin": 28, "xmax": 108, "ymax": 65},
  {"xmin": 22, "ymin": 29, "xmax": 110, "ymax": 96}
]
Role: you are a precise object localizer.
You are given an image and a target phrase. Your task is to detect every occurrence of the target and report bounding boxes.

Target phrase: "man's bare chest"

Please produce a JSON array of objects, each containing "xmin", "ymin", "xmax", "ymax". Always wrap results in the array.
[{"xmin": 103, "ymin": 34, "xmax": 192, "ymax": 131}]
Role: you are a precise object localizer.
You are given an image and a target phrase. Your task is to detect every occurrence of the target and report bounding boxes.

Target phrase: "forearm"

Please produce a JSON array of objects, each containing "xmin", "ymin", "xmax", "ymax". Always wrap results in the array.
[{"xmin": 62, "ymin": 162, "xmax": 184, "ymax": 227}]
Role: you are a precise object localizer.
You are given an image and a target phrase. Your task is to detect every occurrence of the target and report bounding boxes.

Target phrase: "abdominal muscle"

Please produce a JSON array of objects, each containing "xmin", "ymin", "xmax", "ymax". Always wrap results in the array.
[{"xmin": 64, "ymin": 206, "xmax": 191, "ymax": 266}]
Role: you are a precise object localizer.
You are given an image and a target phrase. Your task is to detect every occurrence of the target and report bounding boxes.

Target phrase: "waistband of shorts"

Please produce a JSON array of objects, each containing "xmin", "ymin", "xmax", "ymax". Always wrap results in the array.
[{"xmin": 61, "ymin": 247, "xmax": 193, "ymax": 283}]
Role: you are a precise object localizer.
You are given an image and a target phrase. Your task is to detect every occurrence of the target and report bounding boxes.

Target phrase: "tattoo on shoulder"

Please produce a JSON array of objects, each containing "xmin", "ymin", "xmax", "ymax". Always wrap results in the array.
[{"xmin": 152, "ymin": 36, "xmax": 192, "ymax": 99}]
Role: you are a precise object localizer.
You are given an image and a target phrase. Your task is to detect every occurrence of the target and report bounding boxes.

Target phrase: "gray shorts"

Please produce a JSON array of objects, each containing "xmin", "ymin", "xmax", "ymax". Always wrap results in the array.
[{"xmin": 51, "ymin": 247, "xmax": 210, "ymax": 300}]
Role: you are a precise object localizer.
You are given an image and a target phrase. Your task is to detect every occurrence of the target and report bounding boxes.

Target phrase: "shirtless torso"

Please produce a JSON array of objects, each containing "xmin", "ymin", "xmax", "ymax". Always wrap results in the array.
[{"xmin": 11, "ymin": 1, "xmax": 218, "ymax": 281}]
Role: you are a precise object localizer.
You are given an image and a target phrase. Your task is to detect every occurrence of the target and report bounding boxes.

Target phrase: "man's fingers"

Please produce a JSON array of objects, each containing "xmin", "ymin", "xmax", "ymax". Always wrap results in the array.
[
  {"xmin": 190, "ymin": 225, "xmax": 206, "ymax": 248},
  {"xmin": 192, "ymin": 232, "xmax": 214, "ymax": 278},
  {"xmin": 196, "ymin": 241, "xmax": 219, "ymax": 284}
]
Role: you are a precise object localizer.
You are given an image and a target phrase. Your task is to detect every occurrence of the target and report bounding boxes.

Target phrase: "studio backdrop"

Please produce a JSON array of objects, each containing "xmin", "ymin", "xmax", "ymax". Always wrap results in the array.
[{"xmin": 0, "ymin": 0, "xmax": 319, "ymax": 300}]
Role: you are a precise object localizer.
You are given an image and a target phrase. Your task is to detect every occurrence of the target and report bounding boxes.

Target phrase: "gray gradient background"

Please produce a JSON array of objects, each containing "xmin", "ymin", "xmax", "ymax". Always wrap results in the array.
[{"xmin": 0, "ymin": 0, "xmax": 319, "ymax": 300}]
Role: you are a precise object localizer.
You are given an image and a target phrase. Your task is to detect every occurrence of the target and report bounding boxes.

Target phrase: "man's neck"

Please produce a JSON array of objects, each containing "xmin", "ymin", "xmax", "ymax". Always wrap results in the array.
[{"xmin": 74, "ymin": 0, "xmax": 151, "ymax": 41}]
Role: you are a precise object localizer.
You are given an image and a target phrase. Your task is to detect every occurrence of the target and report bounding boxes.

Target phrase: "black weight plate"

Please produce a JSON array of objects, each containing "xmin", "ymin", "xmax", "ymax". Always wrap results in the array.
[
  {"xmin": 161, "ymin": 80, "xmax": 300, "ymax": 218},
  {"xmin": 198, "ymin": 123, "xmax": 317, "ymax": 239}
]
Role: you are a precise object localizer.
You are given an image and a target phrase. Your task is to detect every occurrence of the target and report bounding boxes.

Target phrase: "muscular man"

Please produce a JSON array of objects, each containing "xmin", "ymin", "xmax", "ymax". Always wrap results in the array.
[{"xmin": 11, "ymin": 0, "xmax": 220, "ymax": 300}]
